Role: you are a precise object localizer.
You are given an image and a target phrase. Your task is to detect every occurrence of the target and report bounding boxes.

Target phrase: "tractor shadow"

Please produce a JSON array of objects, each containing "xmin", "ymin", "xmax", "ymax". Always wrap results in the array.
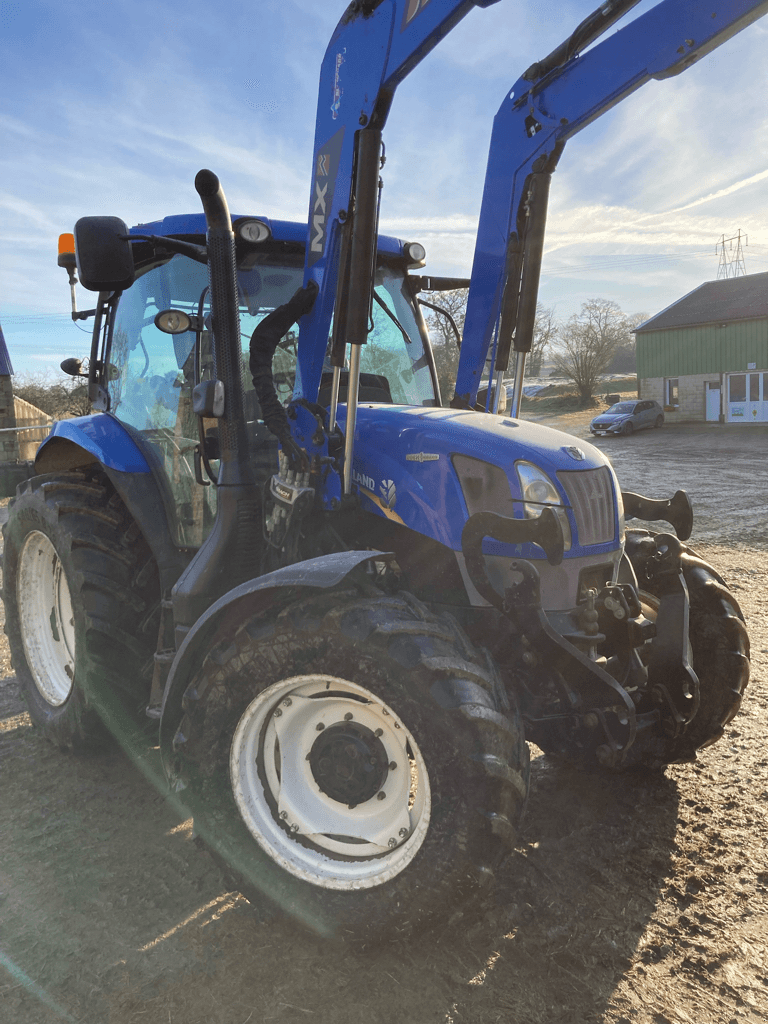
[
  {"xmin": 427, "ymin": 749, "xmax": 683, "ymax": 1023},
  {"xmin": 1, "ymin": 665, "xmax": 681, "ymax": 1024}
]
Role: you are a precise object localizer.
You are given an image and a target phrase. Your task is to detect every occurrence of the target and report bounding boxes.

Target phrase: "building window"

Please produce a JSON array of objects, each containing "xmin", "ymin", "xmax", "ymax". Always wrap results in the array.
[
  {"xmin": 665, "ymin": 378, "xmax": 679, "ymax": 408},
  {"xmin": 729, "ymin": 374, "xmax": 746, "ymax": 403}
]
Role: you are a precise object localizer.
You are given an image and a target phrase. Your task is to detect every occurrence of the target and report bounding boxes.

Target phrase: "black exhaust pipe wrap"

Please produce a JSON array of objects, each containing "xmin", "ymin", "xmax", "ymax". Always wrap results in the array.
[
  {"xmin": 171, "ymin": 170, "xmax": 261, "ymax": 632},
  {"xmin": 249, "ymin": 281, "xmax": 318, "ymax": 467},
  {"xmin": 194, "ymin": 169, "xmax": 250, "ymax": 478}
]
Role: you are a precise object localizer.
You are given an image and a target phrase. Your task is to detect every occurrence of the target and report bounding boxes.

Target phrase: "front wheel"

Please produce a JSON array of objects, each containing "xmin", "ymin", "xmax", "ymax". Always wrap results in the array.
[
  {"xmin": 169, "ymin": 585, "xmax": 529, "ymax": 941},
  {"xmin": 654, "ymin": 415, "xmax": 664, "ymax": 428},
  {"xmin": 624, "ymin": 530, "xmax": 749, "ymax": 765},
  {"xmin": 621, "ymin": 421, "xmax": 634, "ymax": 436}
]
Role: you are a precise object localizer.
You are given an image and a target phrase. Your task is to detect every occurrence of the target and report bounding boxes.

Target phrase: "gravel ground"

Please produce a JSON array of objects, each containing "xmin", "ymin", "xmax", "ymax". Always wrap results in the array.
[{"xmin": 1, "ymin": 425, "xmax": 766, "ymax": 1024}]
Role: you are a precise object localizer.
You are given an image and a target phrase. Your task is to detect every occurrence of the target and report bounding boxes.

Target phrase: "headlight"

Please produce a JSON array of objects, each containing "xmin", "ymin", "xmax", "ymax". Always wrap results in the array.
[{"xmin": 515, "ymin": 461, "xmax": 572, "ymax": 550}]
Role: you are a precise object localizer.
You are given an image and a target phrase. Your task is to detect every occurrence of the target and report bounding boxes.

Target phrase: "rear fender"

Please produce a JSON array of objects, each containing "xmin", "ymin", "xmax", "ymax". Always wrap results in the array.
[{"xmin": 159, "ymin": 550, "xmax": 390, "ymax": 775}]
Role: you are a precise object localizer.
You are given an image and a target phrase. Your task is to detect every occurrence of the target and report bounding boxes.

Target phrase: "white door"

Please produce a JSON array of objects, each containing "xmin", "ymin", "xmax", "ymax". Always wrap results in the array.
[{"xmin": 706, "ymin": 383, "xmax": 720, "ymax": 421}]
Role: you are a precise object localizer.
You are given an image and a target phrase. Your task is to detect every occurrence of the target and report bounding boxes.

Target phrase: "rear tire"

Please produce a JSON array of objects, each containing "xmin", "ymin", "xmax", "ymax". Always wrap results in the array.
[
  {"xmin": 169, "ymin": 584, "xmax": 529, "ymax": 941},
  {"xmin": 2, "ymin": 470, "xmax": 161, "ymax": 751}
]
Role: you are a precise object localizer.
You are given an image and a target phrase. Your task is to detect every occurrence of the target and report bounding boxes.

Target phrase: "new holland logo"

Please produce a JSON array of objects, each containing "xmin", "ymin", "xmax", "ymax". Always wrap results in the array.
[
  {"xmin": 352, "ymin": 469, "xmax": 375, "ymax": 491},
  {"xmin": 562, "ymin": 446, "xmax": 586, "ymax": 461},
  {"xmin": 380, "ymin": 479, "xmax": 397, "ymax": 510}
]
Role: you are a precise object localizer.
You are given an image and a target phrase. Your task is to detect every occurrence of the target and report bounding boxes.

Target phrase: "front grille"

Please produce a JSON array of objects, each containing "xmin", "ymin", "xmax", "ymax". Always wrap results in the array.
[{"xmin": 558, "ymin": 466, "xmax": 616, "ymax": 546}]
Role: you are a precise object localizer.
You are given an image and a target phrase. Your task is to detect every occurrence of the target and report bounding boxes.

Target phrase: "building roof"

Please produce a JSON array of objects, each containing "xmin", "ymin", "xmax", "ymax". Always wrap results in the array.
[
  {"xmin": 635, "ymin": 271, "xmax": 768, "ymax": 333},
  {"xmin": 0, "ymin": 324, "xmax": 13, "ymax": 376}
]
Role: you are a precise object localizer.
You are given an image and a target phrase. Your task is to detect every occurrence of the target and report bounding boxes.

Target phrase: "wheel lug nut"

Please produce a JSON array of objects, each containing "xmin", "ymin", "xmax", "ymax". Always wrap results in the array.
[
  {"xmin": 388, "ymin": 837, "xmax": 397, "ymax": 848},
  {"xmin": 316, "ymin": 722, "xmax": 325, "ymax": 731},
  {"xmin": 279, "ymin": 811, "xmax": 288, "ymax": 819},
  {"xmin": 290, "ymin": 824, "xmax": 299, "ymax": 833},
  {"xmin": 273, "ymin": 708, "xmax": 282, "ymax": 717},
  {"xmin": 344, "ymin": 712, "xmax": 353, "ymax": 721},
  {"xmin": 374, "ymin": 728, "xmax": 383, "ymax": 737},
  {"xmin": 389, "ymin": 761, "xmax": 397, "ymax": 770},
  {"xmin": 283, "ymin": 698, "xmax": 292, "ymax": 707},
  {"xmin": 399, "ymin": 828, "xmax": 409, "ymax": 838},
  {"xmin": 377, "ymin": 791, "xmax": 386, "ymax": 801}
]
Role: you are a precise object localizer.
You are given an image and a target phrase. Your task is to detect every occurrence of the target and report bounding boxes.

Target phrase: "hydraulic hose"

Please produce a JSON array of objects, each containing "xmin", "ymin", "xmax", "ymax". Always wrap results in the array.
[{"xmin": 248, "ymin": 282, "xmax": 318, "ymax": 467}]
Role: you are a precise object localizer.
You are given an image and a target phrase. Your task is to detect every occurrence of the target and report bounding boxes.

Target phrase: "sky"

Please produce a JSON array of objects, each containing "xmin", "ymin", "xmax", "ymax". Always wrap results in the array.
[{"xmin": 2, "ymin": 0, "xmax": 767, "ymax": 378}]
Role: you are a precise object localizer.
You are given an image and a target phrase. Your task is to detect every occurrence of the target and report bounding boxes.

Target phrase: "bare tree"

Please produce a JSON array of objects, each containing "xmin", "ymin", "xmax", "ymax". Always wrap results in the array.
[
  {"xmin": 552, "ymin": 298, "xmax": 632, "ymax": 403},
  {"xmin": 13, "ymin": 372, "xmax": 91, "ymax": 419},
  {"xmin": 421, "ymin": 288, "xmax": 467, "ymax": 402},
  {"xmin": 422, "ymin": 292, "xmax": 558, "ymax": 399},
  {"xmin": 528, "ymin": 303, "xmax": 557, "ymax": 377},
  {"xmin": 605, "ymin": 310, "xmax": 648, "ymax": 374}
]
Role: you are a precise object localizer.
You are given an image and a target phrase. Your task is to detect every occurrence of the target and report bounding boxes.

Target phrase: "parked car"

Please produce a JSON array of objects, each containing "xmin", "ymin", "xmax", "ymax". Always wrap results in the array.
[{"xmin": 590, "ymin": 399, "xmax": 664, "ymax": 436}]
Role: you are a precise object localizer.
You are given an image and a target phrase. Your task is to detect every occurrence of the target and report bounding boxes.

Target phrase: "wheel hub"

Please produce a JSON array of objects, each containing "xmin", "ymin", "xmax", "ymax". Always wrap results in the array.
[
  {"xmin": 309, "ymin": 722, "xmax": 389, "ymax": 805},
  {"xmin": 17, "ymin": 531, "xmax": 76, "ymax": 706},
  {"xmin": 229, "ymin": 674, "xmax": 432, "ymax": 889}
]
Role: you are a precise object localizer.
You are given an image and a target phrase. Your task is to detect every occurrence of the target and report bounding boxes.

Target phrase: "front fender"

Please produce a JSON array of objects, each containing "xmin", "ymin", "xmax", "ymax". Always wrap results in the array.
[
  {"xmin": 35, "ymin": 415, "xmax": 186, "ymax": 594},
  {"xmin": 159, "ymin": 550, "xmax": 390, "ymax": 776},
  {"xmin": 36, "ymin": 414, "xmax": 152, "ymax": 474}
]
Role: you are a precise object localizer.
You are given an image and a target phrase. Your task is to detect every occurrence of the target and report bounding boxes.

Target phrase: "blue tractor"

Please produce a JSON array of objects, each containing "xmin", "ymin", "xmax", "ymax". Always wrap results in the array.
[{"xmin": 4, "ymin": 0, "xmax": 758, "ymax": 939}]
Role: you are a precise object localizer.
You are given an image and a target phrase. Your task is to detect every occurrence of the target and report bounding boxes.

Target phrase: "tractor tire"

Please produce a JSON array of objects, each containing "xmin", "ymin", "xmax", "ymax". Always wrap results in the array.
[
  {"xmin": 623, "ymin": 529, "xmax": 750, "ymax": 766},
  {"xmin": 170, "ymin": 584, "xmax": 529, "ymax": 942},
  {"xmin": 2, "ymin": 470, "xmax": 161, "ymax": 752}
]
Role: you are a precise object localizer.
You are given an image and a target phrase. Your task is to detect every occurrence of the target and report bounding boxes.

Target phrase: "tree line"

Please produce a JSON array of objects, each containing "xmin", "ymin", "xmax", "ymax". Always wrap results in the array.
[{"xmin": 422, "ymin": 291, "xmax": 644, "ymax": 405}]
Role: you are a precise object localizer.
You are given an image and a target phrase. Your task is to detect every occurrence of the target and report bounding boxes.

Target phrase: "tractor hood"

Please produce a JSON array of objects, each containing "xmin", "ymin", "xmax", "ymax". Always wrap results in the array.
[{"xmin": 336, "ymin": 405, "xmax": 623, "ymax": 559}]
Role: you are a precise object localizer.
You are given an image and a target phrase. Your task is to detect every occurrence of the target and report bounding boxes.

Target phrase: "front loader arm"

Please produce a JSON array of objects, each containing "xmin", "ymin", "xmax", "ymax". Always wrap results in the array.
[
  {"xmin": 454, "ymin": 0, "xmax": 768, "ymax": 408},
  {"xmin": 295, "ymin": 0, "xmax": 502, "ymax": 404}
]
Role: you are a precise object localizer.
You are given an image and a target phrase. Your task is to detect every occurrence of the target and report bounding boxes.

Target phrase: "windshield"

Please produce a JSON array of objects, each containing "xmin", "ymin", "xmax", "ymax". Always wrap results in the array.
[
  {"xmin": 108, "ymin": 252, "xmax": 435, "ymax": 545},
  {"xmin": 606, "ymin": 402, "xmax": 636, "ymax": 415}
]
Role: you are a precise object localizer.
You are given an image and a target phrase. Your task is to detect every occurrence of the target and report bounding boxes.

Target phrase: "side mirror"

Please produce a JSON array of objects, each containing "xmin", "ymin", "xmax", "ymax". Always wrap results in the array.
[
  {"xmin": 74, "ymin": 217, "xmax": 135, "ymax": 292},
  {"xmin": 61, "ymin": 357, "xmax": 87, "ymax": 378}
]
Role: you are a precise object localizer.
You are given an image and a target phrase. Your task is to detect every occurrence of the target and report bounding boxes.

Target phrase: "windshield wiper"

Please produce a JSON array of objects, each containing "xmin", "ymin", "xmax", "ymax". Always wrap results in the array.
[{"xmin": 372, "ymin": 290, "xmax": 412, "ymax": 345}]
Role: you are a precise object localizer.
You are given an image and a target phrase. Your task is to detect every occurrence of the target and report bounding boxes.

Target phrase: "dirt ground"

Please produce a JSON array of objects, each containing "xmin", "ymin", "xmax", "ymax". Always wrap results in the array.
[{"xmin": 1, "ymin": 424, "xmax": 767, "ymax": 1024}]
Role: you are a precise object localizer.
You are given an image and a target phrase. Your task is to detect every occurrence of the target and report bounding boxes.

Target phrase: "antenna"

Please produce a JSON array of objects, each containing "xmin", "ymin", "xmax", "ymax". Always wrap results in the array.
[{"xmin": 716, "ymin": 230, "xmax": 748, "ymax": 279}]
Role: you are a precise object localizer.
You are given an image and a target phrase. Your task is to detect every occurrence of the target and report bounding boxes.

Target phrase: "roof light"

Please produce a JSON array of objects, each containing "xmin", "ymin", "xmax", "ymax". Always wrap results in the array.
[
  {"xmin": 234, "ymin": 218, "xmax": 272, "ymax": 244},
  {"xmin": 58, "ymin": 233, "xmax": 76, "ymax": 270},
  {"xmin": 403, "ymin": 241, "xmax": 426, "ymax": 268}
]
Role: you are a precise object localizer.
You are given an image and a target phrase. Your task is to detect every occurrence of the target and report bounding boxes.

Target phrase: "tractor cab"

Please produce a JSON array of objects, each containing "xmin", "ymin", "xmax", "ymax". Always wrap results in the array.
[{"xmin": 95, "ymin": 215, "xmax": 439, "ymax": 548}]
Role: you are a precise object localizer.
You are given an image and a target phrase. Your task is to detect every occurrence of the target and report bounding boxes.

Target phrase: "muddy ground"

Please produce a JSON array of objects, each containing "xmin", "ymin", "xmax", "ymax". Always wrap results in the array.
[{"xmin": 1, "ymin": 424, "xmax": 767, "ymax": 1024}]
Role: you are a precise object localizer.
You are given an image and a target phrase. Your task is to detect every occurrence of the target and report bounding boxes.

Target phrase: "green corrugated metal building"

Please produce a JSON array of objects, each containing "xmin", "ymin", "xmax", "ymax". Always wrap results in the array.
[{"xmin": 635, "ymin": 271, "xmax": 768, "ymax": 423}]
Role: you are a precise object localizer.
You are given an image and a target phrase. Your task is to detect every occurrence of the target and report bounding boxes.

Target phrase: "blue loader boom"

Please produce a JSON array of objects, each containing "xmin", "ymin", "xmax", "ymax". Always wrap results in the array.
[{"xmin": 3, "ymin": 0, "xmax": 759, "ymax": 941}]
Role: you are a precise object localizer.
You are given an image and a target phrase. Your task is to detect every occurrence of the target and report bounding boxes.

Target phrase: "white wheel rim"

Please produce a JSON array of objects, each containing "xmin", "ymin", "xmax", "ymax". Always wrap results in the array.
[
  {"xmin": 230, "ymin": 674, "xmax": 431, "ymax": 890},
  {"xmin": 17, "ymin": 531, "xmax": 76, "ymax": 706}
]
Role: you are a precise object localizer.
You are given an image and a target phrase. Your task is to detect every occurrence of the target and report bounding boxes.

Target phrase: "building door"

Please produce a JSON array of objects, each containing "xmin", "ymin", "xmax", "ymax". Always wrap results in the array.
[
  {"xmin": 727, "ymin": 372, "xmax": 768, "ymax": 422},
  {"xmin": 706, "ymin": 382, "xmax": 720, "ymax": 421}
]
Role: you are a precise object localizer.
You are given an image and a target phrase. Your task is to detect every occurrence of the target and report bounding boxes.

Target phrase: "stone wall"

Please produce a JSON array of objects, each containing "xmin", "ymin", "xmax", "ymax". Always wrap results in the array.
[
  {"xmin": 639, "ymin": 373, "xmax": 721, "ymax": 422},
  {"xmin": 0, "ymin": 377, "xmax": 19, "ymax": 460}
]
